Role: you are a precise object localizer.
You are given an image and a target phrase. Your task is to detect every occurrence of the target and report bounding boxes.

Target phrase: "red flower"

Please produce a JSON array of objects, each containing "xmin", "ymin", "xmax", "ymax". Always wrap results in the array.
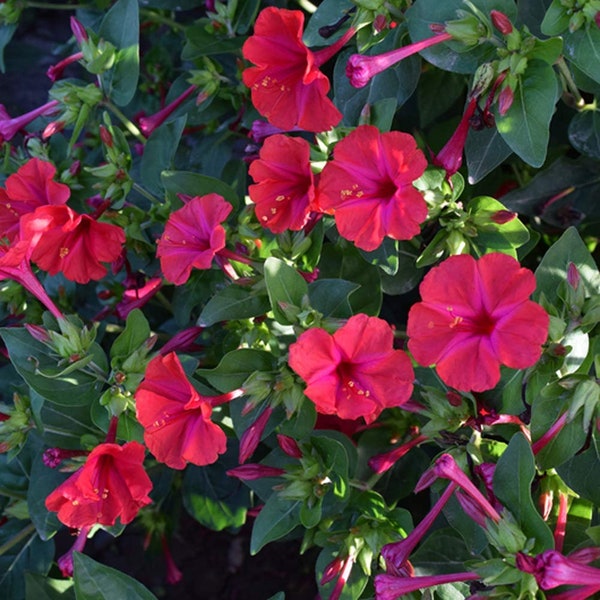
[
  {"xmin": 407, "ymin": 253, "xmax": 549, "ymax": 392},
  {"xmin": 248, "ymin": 134, "xmax": 315, "ymax": 232},
  {"xmin": 288, "ymin": 313, "xmax": 414, "ymax": 423},
  {"xmin": 315, "ymin": 125, "xmax": 428, "ymax": 251},
  {"xmin": 0, "ymin": 158, "xmax": 70, "ymax": 242},
  {"xmin": 156, "ymin": 194, "xmax": 232, "ymax": 285},
  {"xmin": 45, "ymin": 441, "xmax": 152, "ymax": 528},
  {"xmin": 242, "ymin": 7, "xmax": 349, "ymax": 132},
  {"xmin": 135, "ymin": 352, "xmax": 243, "ymax": 469},
  {"xmin": 20, "ymin": 205, "xmax": 126, "ymax": 284}
]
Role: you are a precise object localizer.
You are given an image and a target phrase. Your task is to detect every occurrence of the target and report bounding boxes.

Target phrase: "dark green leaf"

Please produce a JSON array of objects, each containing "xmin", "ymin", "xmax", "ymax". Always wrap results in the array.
[
  {"xmin": 183, "ymin": 452, "xmax": 250, "ymax": 532},
  {"xmin": 564, "ymin": 25, "xmax": 600, "ymax": 84},
  {"xmin": 419, "ymin": 70, "xmax": 467, "ymax": 129},
  {"xmin": 0, "ymin": 24, "xmax": 17, "ymax": 73},
  {"xmin": 568, "ymin": 110, "xmax": 600, "ymax": 159},
  {"xmin": 0, "ymin": 521, "xmax": 54, "ymax": 600},
  {"xmin": 73, "ymin": 552, "xmax": 157, "ymax": 600},
  {"xmin": 0, "ymin": 329, "xmax": 105, "ymax": 406},
  {"xmin": 197, "ymin": 349, "xmax": 275, "ymax": 393},
  {"xmin": 182, "ymin": 21, "xmax": 245, "ymax": 60},
  {"xmin": 495, "ymin": 61, "xmax": 560, "ymax": 167},
  {"xmin": 534, "ymin": 227, "xmax": 600, "ymax": 304},
  {"xmin": 250, "ymin": 495, "xmax": 301, "ymax": 555},
  {"xmin": 98, "ymin": 0, "xmax": 139, "ymax": 106},
  {"xmin": 360, "ymin": 237, "xmax": 399, "ymax": 275},
  {"xmin": 25, "ymin": 572, "xmax": 75, "ymax": 600},
  {"xmin": 303, "ymin": 0, "xmax": 354, "ymax": 46},
  {"xmin": 162, "ymin": 170, "xmax": 239, "ymax": 208},
  {"xmin": 493, "ymin": 433, "xmax": 554, "ymax": 552},
  {"xmin": 380, "ymin": 241, "xmax": 424, "ymax": 295},
  {"xmin": 540, "ymin": 0, "xmax": 570, "ymax": 35},
  {"xmin": 264, "ymin": 257, "xmax": 308, "ymax": 325},
  {"xmin": 412, "ymin": 528, "xmax": 476, "ymax": 574},
  {"xmin": 557, "ymin": 433, "xmax": 600, "ymax": 505},
  {"xmin": 519, "ymin": 0, "xmax": 554, "ymax": 38},
  {"xmin": 197, "ymin": 285, "xmax": 270, "ymax": 327},
  {"xmin": 308, "ymin": 279, "xmax": 358, "ymax": 318},
  {"xmin": 140, "ymin": 116, "xmax": 186, "ymax": 194}
]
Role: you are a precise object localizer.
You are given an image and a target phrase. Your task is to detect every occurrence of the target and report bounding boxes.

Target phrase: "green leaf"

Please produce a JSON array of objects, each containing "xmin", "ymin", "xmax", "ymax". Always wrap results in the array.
[
  {"xmin": 140, "ymin": 116, "xmax": 186, "ymax": 194},
  {"xmin": 25, "ymin": 572, "xmax": 75, "ymax": 600},
  {"xmin": 250, "ymin": 495, "xmax": 301, "ymax": 555},
  {"xmin": 495, "ymin": 61, "xmax": 560, "ymax": 167},
  {"xmin": 197, "ymin": 349, "xmax": 275, "ymax": 393},
  {"xmin": 0, "ymin": 521, "xmax": 54, "ymax": 600},
  {"xmin": 162, "ymin": 169, "xmax": 239, "ymax": 208},
  {"xmin": 303, "ymin": 0, "xmax": 355, "ymax": 46},
  {"xmin": 534, "ymin": 227, "xmax": 600, "ymax": 305},
  {"xmin": 406, "ymin": 0, "xmax": 517, "ymax": 73},
  {"xmin": 110, "ymin": 309, "xmax": 150, "ymax": 361},
  {"xmin": 468, "ymin": 196, "xmax": 530, "ymax": 257},
  {"xmin": 0, "ymin": 24, "xmax": 17, "ymax": 73},
  {"xmin": 360, "ymin": 237, "xmax": 399, "ymax": 275},
  {"xmin": 0, "ymin": 328, "xmax": 105, "ymax": 406},
  {"xmin": 412, "ymin": 528, "xmax": 476, "ymax": 574},
  {"xmin": 98, "ymin": 0, "xmax": 139, "ymax": 106},
  {"xmin": 568, "ymin": 110, "xmax": 600, "ymax": 159},
  {"xmin": 520, "ymin": 0, "xmax": 556, "ymax": 38},
  {"xmin": 308, "ymin": 279, "xmax": 358, "ymax": 318},
  {"xmin": 183, "ymin": 454, "xmax": 250, "ymax": 532},
  {"xmin": 380, "ymin": 241, "xmax": 424, "ymax": 295},
  {"xmin": 73, "ymin": 553, "xmax": 158, "ymax": 600},
  {"xmin": 466, "ymin": 118, "xmax": 513, "ymax": 184},
  {"xmin": 197, "ymin": 285, "xmax": 270, "ymax": 327},
  {"xmin": 540, "ymin": 0, "xmax": 570, "ymax": 35},
  {"xmin": 493, "ymin": 433, "xmax": 554, "ymax": 552},
  {"xmin": 264, "ymin": 257, "xmax": 308, "ymax": 325},
  {"xmin": 563, "ymin": 25, "xmax": 600, "ymax": 84},
  {"xmin": 418, "ymin": 70, "xmax": 466, "ymax": 129},
  {"xmin": 557, "ymin": 433, "xmax": 600, "ymax": 505},
  {"xmin": 182, "ymin": 21, "xmax": 245, "ymax": 60}
]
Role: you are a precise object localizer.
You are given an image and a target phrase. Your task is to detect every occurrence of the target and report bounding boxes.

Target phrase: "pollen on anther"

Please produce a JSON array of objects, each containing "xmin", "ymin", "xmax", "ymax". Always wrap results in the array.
[{"xmin": 59, "ymin": 247, "xmax": 69, "ymax": 258}]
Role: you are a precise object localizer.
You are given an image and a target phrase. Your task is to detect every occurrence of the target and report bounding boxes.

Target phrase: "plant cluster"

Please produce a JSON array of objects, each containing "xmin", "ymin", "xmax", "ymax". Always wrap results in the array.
[{"xmin": 0, "ymin": 1, "xmax": 599, "ymax": 599}]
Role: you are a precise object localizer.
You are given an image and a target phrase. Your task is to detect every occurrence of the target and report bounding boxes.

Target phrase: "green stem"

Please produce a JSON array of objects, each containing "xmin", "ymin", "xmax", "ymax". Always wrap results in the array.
[
  {"xmin": 133, "ymin": 182, "xmax": 162, "ymax": 205},
  {"xmin": 0, "ymin": 523, "xmax": 36, "ymax": 557},
  {"xmin": 154, "ymin": 291, "xmax": 173, "ymax": 313},
  {"xmin": 102, "ymin": 101, "xmax": 147, "ymax": 144},
  {"xmin": 139, "ymin": 9, "xmax": 185, "ymax": 31},
  {"xmin": 556, "ymin": 57, "xmax": 584, "ymax": 107}
]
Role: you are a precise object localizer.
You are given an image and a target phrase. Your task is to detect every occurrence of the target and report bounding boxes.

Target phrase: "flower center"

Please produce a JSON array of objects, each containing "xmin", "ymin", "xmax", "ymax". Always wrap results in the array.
[
  {"xmin": 338, "ymin": 363, "xmax": 371, "ymax": 401},
  {"xmin": 446, "ymin": 306, "xmax": 496, "ymax": 336}
]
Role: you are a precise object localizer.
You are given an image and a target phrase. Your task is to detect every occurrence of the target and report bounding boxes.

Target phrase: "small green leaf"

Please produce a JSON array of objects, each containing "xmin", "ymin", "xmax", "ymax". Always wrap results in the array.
[
  {"xmin": 197, "ymin": 285, "xmax": 270, "ymax": 327},
  {"xmin": 557, "ymin": 433, "xmax": 600, "ymax": 505},
  {"xmin": 308, "ymin": 279, "xmax": 358, "ymax": 318},
  {"xmin": 162, "ymin": 170, "xmax": 239, "ymax": 208},
  {"xmin": 541, "ymin": 0, "xmax": 570, "ymax": 35},
  {"xmin": 197, "ymin": 349, "xmax": 275, "ymax": 393},
  {"xmin": 264, "ymin": 257, "xmax": 308, "ymax": 325},
  {"xmin": 110, "ymin": 309, "xmax": 151, "ymax": 361},
  {"xmin": 25, "ymin": 572, "xmax": 75, "ymax": 600},
  {"xmin": 496, "ymin": 61, "xmax": 560, "ymax": 167},
  {"xmin": 73, "ymin": 553, "xmax": 157, "ymax": 600}
]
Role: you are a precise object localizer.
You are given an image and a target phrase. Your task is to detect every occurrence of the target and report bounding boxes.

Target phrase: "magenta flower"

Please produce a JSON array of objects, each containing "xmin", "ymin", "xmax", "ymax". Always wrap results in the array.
[
  {"xmin": 368, "ymin": 433, "xmax": 427, "ymax": 474},
  {"xmin": 139, "ymin": 85, "xmax": 198, "ymax": 137},
  {"xmin": 416, "ymin": 453, "xmax": 501, "ymax": 523},
  {"xmin": 375, "ymin": 571, "xmax": 479, "ymax": 600},
  {"xmin": 226, "ymin": 464, "xmax": 286, "ymax": 480},
  {"xmin": 238, "ymin": 406, "xmax": 273, "ymax": 463},
  {"xmin": 156, "ymin": 193, "xmax": 232, "ymax": 285},
  {"xmin": 407, "ymin": 253, "xmax": 549, "ymax": 392},
  {"xmin": 0, "ymin": 100, "xmax": 60, "ymax": 142},
  {"xmin": 432, "ymin": 97, "xmax": 477, "ymax": 177},
  {"xmin": 346, "ymin": 32, "xmax": 452, "ymax": 88},
  {"xmin": 47, "ymin": 52, "xmax": 84, "ymax": 82}
]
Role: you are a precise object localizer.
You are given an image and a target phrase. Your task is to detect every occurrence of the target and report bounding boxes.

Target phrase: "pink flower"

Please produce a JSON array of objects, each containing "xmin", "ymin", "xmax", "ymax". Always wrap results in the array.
[
  {"xmin": 407, "ymin": 253, "xmax": 549, "ymax": 392},
  {"xmin": 248, "ymin": 134, "xmax": 315, "ymax": 233},
  {"xmin": 156, "ymin": 194, "xmax": 232, "ymax": 285},
  {"xmin": 288, "ymin": 313, "xmax": 414, "ymax": 423},
  {"xmin": 139, "ymin": 85, "xmax": 198, "ymax": 137},
  {"xmin": 242, "ymin": 7, "xmax": 353, "ymax": 132},
  {"xmin": 346, "ymin": 32, "xmax": 452, "ymax": 88},
  {"xmin": 135, "ymin": 352, "xmax": 244, "ymax": 469},
  {"xmin": 315, "ymin": 125, "xmax": 428, "ymax": 251},
  {"xmin": 0, "ymin": 100, "xmax": 60, "ymax": 142},
  {"xmin": 375, "ymin": 571, "xmax": 479, "ymax": 600},
  {"xmin": 238, "ymin": 406, "xmax": 273, "ymax": 463}
]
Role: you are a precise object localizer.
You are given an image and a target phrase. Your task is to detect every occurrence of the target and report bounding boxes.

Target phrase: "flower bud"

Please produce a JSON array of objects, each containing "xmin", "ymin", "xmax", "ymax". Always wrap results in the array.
[
  {"xmin": 490, "ymin": 10, "xmax": 513, "ymax": 35},
  {"xmin": 490, "ymin": 209, "xmax": 517, "ymax": 224}
]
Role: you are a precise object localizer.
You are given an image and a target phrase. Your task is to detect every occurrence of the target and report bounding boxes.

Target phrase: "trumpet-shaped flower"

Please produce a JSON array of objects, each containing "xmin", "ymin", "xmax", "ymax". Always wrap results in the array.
[
  {"xmin": 20, "ymin": 205, "xmax": 126, "ymax": 284},
  {"xmin": 242, "ymin": 7, "xmax": 352, "ymax": 132},
  {"xmin": 248, "ymin": 134, "xmax": 315, "ymax": 232},
  {"xmin": 315, "ymin": 125, "xmax": 427, "ymax": 251},
  {"xmin": 156, "ymin": 193, "xmax": 232, "ymax": 285},
  {"xmin": 135, "ymin": 352, "xmax": 244, "ymax": 469},
  {"xmin": 407, "ymin": 253, "xmax": 549, "ymax": 392},
  {"xmin": 45, "ymin": 441, "xmax": 152, "ymax": 528},
  {"xmin": 288, "ymin": 313, "xmax": 414, "ymax": 423}
]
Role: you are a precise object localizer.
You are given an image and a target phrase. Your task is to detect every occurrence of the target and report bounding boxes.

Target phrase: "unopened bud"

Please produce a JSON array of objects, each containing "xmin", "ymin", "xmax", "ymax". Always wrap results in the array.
[
  {"xmin": 42, "ymin": 121, "xmax": 65, "ymax": 139},
  {"xmin": 567, "ymin": 262, "xmax": 580, "ymax": 290},
  {"xmin": 226, "ymin": 464, "xmax": 285, "ymax": 480},
  {"xmin": 70, "ymin": 16, "xmax": 88, "ymax": 44},
  {"xmin": 497, "ymin": 86, "xmax": 514, "ymax": 116},
  {"xmin": 25, "ymin": 323, "xmax": 50, "ymax": 343},
  {"xmin": 99, "ymin": 125, "xmax": 113, "ymax": 148},
  {"xmin": 491, "ymin": 209, "xmax": 517, "ymax": 224},
  {"xmin": 446, "ymin": 391, "xmax": 463, "ymax": 406},
  {"xmin": 490, "ymin": 10, "xmax": 513, "ymax": 35},
  {"xmin": 277, "ymin": 434, "xmax": 303, "ymax": 458}
]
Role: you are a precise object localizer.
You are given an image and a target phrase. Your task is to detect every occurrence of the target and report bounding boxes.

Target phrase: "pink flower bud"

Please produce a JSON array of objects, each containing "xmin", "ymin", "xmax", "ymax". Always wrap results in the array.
[
  {"xmin": 99, "ymin": 125, "xmax": 113, "ymax": 148},
  {"xmin": 138, "ymin": 85, "xmax": 198, "ymax": 137},
  {"xmin": 226, "ymin": 464, "xmax": 285, "ymax": 480},
  {"xmin": 70, "ymin": 16, "xmax": 88, "ymax": 44},
  {"xmin": 238, "ymin": 407, "xmax": 273, "ymax": 463},
  {"xmin": 42, "ymin": 120, "xmax": 66, "ymax": 140},
  {"xmin": 490, "ymin": 10, "xmax": 513, "ymax": 35},
  {"xmin": 497, "ymin": 85, "xmax": 514, "ymax": 115},
  {"xmin": 567, "ymin": 262, "xmax": 580, "ymax": 290},
  {"xmin": 277, "ymin": 434, "xmax": 303, "ymax": 458},
  {"xmin": 25, "ymin": 323, "xmax": 50, "ymax": 343},
  {"xmin": 491, "ymin": 209, "xmax": 517, "ymax": 224}
]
